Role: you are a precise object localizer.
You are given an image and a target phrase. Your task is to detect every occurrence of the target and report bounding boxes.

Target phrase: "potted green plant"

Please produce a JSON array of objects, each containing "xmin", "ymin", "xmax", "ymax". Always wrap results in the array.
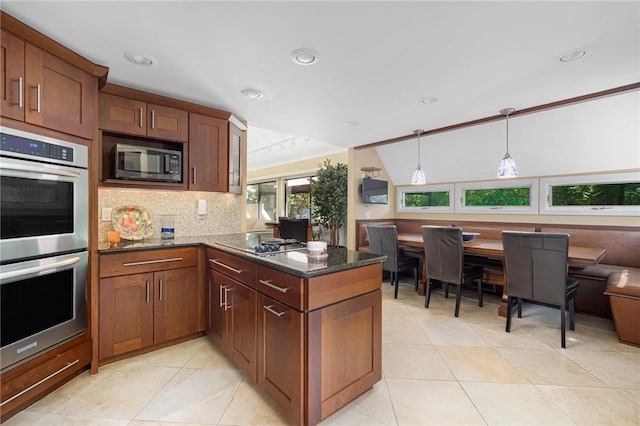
[{"xmin": 311, "ymin": 159, "xmax": 348, "ymax": 246}]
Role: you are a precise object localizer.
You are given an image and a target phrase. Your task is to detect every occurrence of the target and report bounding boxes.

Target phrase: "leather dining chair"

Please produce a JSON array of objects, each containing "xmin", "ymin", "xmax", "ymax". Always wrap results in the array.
[
  {"xmin": 502, "ymin": 231, "xmax": 580, "ymax": 348},
  {"xmin": 366, "ymin": 225, "xmax": 419, "ymax": 298},
  {"xmin": 278, "ymin": 218, "xmax": 309, "ymax": 243},
  {"xmin": 422, "ymin": 226, "xmax": 484, "ymax": 317}
]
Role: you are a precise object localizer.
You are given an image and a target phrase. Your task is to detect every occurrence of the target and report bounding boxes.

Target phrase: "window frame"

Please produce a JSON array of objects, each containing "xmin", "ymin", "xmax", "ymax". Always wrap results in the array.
[
  {"xmin": 539, "ymin": 171, "xmax": 640, "ymax": 216},
  {"xmin": 396, "ymin": 183, "xmax": 455, "ymax": 213},
  {"xmin": 246, "ymin": 180, "xmax": 278, "ymax": 221},
  {"xmin": 455, "ymin": 178, "xmax": 539, "ymax": 214}
]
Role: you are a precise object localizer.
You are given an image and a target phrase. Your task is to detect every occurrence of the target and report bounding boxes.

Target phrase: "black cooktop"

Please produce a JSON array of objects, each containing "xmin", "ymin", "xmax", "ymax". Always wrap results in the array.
[{"xmin": 215, "ymin": 234, "xmax": 307, "ymax": 256}]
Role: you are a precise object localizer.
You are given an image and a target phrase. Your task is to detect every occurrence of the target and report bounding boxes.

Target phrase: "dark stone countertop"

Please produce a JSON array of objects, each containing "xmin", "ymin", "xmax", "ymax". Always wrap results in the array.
[{"xmin": 98, "ymin": 233, "xmax": 385, "ymax": 278}]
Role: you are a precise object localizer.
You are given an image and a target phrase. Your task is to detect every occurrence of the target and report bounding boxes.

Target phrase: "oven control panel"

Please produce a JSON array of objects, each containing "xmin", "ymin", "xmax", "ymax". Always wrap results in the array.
[{"xmin": 1, "ymin": 132, "xmax": 74, "ymax": 162}]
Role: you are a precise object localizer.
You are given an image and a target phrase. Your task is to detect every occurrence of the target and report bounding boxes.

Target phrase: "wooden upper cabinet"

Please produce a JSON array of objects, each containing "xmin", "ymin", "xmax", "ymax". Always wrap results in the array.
[
  {"xmin": 188, "ymin": 113, "xmax": 228, "ymax": 192},
  {"xmin": 99, "ymin": 93, "xmax": 188, "ymax": 142},
  {"xmin": 228, "ymin": 123, "xmax": 243, "ymax": 194},
  {"xmin": 99, "ymin": 93, "xmax": 147, "ymax": 137},
  {"xmin": 1, "ymin": 29, "xmax": 25, "ymax": 121},
  {"xmin": 1, "ymin": 30, "xmax": 95, "ymax": 139}
]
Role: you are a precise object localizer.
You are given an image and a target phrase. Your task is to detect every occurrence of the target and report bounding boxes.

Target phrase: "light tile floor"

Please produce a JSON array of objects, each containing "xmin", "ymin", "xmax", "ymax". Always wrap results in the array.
[{"xmin": 6, "ymin": 280, "xmax": 640, "ymax": 425}]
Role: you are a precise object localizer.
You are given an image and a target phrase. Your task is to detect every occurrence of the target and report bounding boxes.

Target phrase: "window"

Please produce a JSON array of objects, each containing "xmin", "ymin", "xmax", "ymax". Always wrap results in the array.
[
  {"xmin": 284, "ymin": 176, "xmax": 316, "ymax": 219},
  {"xmin": 246, "ymin": 181, "xmax": 277, "ymax": 221},
  {"xmin": 396, "ymin": 184, "xmax": 454, "ymax": 212},
  {"xmin": 456, "ymin": 179, "xmax": 538, "ymax": 214},
  {"xmin": 540, "ymin": 172, "xmax": 640, "ymax": 216}
]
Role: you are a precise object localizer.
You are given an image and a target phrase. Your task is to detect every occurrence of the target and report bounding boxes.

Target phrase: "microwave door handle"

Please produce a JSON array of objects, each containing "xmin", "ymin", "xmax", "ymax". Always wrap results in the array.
[
  {"xmin": 1, "ymin": 162, "xmax": 81, "ymax": 178},
  {"xmin": 0, "ymin": 257, "xmax": 81, "ymax": 282}
]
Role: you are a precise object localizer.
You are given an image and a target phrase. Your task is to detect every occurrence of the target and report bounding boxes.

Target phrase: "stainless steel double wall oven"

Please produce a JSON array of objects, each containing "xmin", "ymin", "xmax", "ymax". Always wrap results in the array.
[{"xmin": 0, "ymin": 126, "xmax": 89, "ymax": 370}]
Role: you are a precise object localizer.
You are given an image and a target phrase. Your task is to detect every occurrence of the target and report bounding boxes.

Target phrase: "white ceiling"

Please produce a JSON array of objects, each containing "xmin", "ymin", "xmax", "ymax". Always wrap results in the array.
[{"xmin": 3, "ymin": 1, "xmax": 638, "ymax": 171}]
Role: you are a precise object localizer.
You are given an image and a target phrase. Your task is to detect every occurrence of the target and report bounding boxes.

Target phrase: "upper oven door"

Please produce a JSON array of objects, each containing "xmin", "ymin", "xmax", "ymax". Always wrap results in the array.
[{"xmin": 0, "ymin": 156, "xmax": 88, "ymax": 262}]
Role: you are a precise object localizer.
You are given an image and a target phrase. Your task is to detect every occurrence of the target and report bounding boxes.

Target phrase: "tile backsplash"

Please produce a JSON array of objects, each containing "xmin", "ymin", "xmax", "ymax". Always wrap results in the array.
[{"xmin": 98, "ymin": 188, "xmax": 242, "ymax": 242}]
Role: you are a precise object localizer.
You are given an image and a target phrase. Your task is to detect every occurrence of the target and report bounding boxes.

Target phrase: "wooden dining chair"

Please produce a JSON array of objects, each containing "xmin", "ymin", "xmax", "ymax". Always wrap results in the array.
[
  {"xmin": 502, "ymin": 231, "xmax": 580, "ymax": 348},
  {"xmin": 366, "ymin": 225, "xmax": 419, "ymax": 298},
  {"xmin": 421, "ymin": 226, "xmax": 484, "ymax": 317}
]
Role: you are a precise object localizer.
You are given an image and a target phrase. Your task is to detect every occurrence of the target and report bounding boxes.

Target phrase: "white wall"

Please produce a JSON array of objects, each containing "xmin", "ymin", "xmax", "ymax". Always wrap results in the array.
[{"xmin": 377, "ymin": 91, "xmax": 640, "ymax": 185}]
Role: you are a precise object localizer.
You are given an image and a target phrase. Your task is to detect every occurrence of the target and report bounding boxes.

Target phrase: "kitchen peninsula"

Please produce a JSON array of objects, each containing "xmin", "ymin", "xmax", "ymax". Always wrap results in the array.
[{"xmin": 98, "ymin": 234, "xmax": 384, "ymax": 426}]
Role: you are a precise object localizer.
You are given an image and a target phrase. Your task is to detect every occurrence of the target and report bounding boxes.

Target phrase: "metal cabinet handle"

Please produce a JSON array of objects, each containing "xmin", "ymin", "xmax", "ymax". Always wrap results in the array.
[
  {"xmin": 146, "ymin": 281, "xmax": 150, "ymax": 304},
  {"xmin": 192, "ymin": 166, "xmax": 197, "ymax": 185},
  {"xmin": 209, "ymin": 259, "xmax": 243, "ymax": 274},
  {"xmin": 17, "ymin": 77, "xmax": 23, "ymax": 108},
  {"xmin": 223, "ymin": 287, "xmax": 232, "ymax": 311},
  {"xmin": 0, "ymin": 359, "xmax": 79, "ymax": 407},
  {"xmin": 219, "ymin": 284, "xmax": 225, "ymax": 308},
  {"xmin": 159, "ymin": 279, "xmax": 163, "ymax": 301},
  {"xmin": 31, "ymin": 84, "xmax": 41, "ymax": 112},
  {"xmin": 122, "ymin": 257, "xmax": 183, "ymax": 267},
  {"xmin": 151, "ymin": 109, "xmax": 155, "ymax": 129},
  {"xmin": 259, "ymin": 279, "xmax": 288, "ymax": 293},
  {"xmin": 139, "ymin": 108, "xmax": 143, "ymax": 128},
  {"xmin": 264, "ymin": 305, "xmax": 286, "ymax": 317}
]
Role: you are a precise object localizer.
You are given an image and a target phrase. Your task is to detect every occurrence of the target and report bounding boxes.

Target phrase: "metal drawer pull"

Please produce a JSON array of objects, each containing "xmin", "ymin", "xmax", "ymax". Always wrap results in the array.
[
  {"xmin": 259, "ymin": 279, "xmax": 288, "ymax": 293},
  {"xmin": 122, "ymin": 257, "xmax": 183, "ymax": 267},
  {"xmin": 264, "ymin": 305, "xmax": 286, "ymax": 317},
  {"xmin": 0, "ymin": 359, "xmax": 79, "ymax": 407},
  {"xmin": 209, "ymin": 259, "xmax": 243, "ymax": 274}
]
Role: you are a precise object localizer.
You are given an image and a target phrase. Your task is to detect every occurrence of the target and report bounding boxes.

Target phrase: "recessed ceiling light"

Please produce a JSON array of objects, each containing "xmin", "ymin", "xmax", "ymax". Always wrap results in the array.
[
  {"xmin": 240, "ymin": 88, "xmax": 264, "ymax": 100},
  {"xmin": 290, "ymin": 48, "xmax": 319, "ymax": 65},
  {"xmin": 124, "ymin": 51, "xmax": 156, "ymax": 66},
  {"xmin": 559, "ymin": 50, "xmax": 586, "ymax": 62},
  {"xmin": 421, "ymin": 96, "xmax": 438, "ymax": 104}
]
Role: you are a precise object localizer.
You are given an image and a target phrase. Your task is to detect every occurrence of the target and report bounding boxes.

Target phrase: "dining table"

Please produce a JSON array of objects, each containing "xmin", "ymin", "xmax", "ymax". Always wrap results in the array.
[{"xmin": 396, "ymin": 232, "xmax": 607, "ymax": 317}]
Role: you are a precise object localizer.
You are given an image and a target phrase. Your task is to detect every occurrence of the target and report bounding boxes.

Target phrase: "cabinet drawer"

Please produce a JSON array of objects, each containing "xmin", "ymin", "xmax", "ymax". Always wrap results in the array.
[
  {"xmin": 207, "ymin": 249, "xmax": 257, "ymax": 288},
  {"xmin": 257, "ymin": 266, "xmax": 304, "ymax": 310},
  {"xmin": 1, "ymin": 338, "xmax": 90, "ymax": 420},
  {"xmin": 100, "ymin": 247, "xmax": 198, "ymax": 278}
]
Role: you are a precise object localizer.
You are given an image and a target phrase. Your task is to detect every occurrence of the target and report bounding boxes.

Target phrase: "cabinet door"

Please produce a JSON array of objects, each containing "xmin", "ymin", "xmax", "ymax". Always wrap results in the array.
[
  {"xmin": 228, "ymin": 123, "xmax": 243, "ymax": 194},
  {"xmin": 147, "ymin": 103, "xmax": 188, "ymax": 142},
  {"xmin": 0, "ymin": 29, "xmax": 25, "ymax": 121},
  {"xmin": 154, "ymin": 266, "xmax": 200, "ymax": 343},
  {"xmin": 188, "ymin": 113, "xmax": 228, "ymax": 192},
  {"xmin": 24, "ymin": 43, "xmax": 95, "ymax": 139},
  {"xmin": 207, "ymin": 270, "xmax": 227, "ymax": 346},
  {"xmin": 227, "ymin": 280, "xmax": 257, "ymax": 382},
  {"xmin": 257, "ymin": 294, "xmax": 304, "ymax": 424},
  {"xmin": 99, "ymin": 92, "xmax": 147, "ymax": 136},
  {"xmin": 99, "ymin": 272, "xmax": 154, "ymax": 359}
]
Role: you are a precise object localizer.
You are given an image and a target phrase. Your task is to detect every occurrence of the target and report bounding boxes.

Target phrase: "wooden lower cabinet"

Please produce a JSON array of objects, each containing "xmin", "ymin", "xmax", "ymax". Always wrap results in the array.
[
  {"xmin": 99, "ymin": 247, "xmax": 201, "ymax": 361},
  {"xmin": 207, "ymin": 247, "xmax": 382, "ymax": 426},
  {"xmin": 207, "ymin": 269, "xmax": 257, "ymax": 382},
  {"xmin": 257, "ymin": 295, "xmax": 304, "ymax": 422}
]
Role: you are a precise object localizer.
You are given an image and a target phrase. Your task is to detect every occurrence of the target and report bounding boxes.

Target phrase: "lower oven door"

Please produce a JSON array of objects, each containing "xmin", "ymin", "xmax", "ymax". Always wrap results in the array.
[{"xmin": 0, "ymin": 251, "xmax": 88, "ymax": 371}]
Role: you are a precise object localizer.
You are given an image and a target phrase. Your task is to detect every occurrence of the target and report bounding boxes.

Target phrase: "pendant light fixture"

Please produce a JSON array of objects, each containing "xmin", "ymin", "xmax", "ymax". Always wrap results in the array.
[
  {"xmin": 411, "ymin": 129, "xmax": 426, "ymax": 185},
  {"xmin": 497, "ymin": 107, "xmax": 518, "ymax": 178}
]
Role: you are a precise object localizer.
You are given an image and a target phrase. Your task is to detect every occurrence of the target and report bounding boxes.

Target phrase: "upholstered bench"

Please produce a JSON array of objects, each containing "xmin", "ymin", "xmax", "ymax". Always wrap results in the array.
[{"xmin": 604, "ymin": 266, "xmax": 640, "ymax": 347}]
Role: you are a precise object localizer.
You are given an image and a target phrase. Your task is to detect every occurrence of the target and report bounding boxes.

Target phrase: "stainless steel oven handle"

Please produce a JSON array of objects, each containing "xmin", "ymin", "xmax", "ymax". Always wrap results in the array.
[
  {"xmin": 122, "ymin": 257, "xmax": 183, "ymax": 267},
  {"xmin": 0, "ymin": 359, "xmax": 79, "ymax": 407},
  {"xmin": 1, "ymin": 162, "xmax": 82, "ymax": 178},
  {"xmin": 0, "ymin": 256, "xmax": 80, "ymax": 281}
]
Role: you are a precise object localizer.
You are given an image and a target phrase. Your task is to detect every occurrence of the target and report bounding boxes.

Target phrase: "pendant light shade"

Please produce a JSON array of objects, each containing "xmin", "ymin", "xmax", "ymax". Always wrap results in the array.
[
  {"xmin": 411, "ymin": 129, "xmax": 426, "ymax": 185},
  {"xmin": 497, "ymin": 107, "xmax": 518, "ymax": 178}
]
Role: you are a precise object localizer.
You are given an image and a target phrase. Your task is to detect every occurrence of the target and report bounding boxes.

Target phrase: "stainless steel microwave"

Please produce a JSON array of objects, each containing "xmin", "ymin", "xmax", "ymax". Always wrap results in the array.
[{"xmin": 114, "ymin": 143, "xmax": 182, "ymax": 182}]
